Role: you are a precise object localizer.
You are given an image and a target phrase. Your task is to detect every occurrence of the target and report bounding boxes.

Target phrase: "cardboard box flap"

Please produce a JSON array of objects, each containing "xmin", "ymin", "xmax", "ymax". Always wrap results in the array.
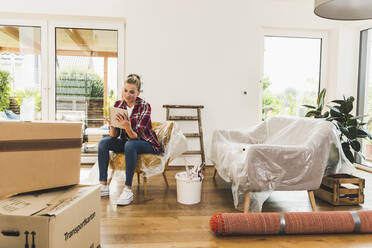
[
  {"xmin": 37, "ymin": 185, "xmax": 99, "ymax": 216},
  {"xmin": 0, "ymin": 185, "xmax": 98, "ymax": 217},
  {"xmin": 0, "ymin": 189, "xmax": 65, "ymax": 216}
]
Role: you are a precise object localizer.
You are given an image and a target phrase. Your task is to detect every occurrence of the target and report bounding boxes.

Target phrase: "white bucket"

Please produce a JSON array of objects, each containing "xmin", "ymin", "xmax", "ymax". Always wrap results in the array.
[{"xmin": 175, "ymin": 171, "xmax": 203, "ymax": 205}]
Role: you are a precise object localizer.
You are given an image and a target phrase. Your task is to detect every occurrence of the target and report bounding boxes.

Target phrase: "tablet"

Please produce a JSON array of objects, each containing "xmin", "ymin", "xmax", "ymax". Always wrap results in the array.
[{"xmin": 109, "ymin": 107, "xmax": 128, "ymax": 128}]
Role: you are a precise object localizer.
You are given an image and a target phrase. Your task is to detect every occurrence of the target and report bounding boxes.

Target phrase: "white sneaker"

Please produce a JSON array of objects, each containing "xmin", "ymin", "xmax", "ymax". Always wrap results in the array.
[
  {"xmin": 100, "ymin": 184, "xmax": 110, "ymax": 197},
  {"xmin": 117, "ymin": 188, "xmax": 134, "ymax": 205}
]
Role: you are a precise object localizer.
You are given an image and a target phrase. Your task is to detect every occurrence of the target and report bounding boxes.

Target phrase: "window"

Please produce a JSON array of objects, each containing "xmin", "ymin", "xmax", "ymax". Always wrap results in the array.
[
  {"xmin": 0, "ymin": 14, "xmax": 125, "ymax": 161},
  {"xmin": 0, "ymin": 25, "xmax": 42, "ymax": 120},
  {"xmin": 357, "ymin": 28, "xmax": 372, "ymax": 167},
  {"xmin": 0, "ymin": 14, "xmax": 125, "ymax": 124},
  {"xmin": 262, "ymin": 35, "xmax": 323, "ymax": 119}
]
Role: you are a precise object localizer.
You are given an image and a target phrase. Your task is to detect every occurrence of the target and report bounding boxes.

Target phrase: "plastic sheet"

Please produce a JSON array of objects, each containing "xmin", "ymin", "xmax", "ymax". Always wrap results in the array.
[
  {"xmin": 86, "ymin": 121, "xmax": 188, "ymax": 185},
  {"xmin": 211, "ymin": 116, "xmax": 354, "ymax": 212}
]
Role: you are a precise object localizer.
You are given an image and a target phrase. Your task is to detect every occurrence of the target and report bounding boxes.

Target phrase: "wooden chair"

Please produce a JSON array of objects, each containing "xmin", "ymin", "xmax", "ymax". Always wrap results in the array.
[{"xmin": 107, "ymin": 122, "xmax": 174, "ymax": 198}]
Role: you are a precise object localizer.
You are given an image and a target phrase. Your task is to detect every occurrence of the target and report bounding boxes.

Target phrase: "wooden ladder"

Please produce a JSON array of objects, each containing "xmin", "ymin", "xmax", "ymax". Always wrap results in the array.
[{"xmin": 163, "ymin": 105, "xmax": 205, "ymax": 165}]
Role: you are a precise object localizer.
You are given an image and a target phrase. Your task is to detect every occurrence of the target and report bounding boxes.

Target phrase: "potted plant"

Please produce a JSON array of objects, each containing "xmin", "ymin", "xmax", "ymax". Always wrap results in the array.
[{"xmin": 303, "ymin": 88, "xmax": 372, "ymax": 164}]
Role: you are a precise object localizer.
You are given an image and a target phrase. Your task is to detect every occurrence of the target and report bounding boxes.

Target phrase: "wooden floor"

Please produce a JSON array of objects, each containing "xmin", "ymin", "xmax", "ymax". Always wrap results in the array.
[{"xmin": 98, "ymin": 167, "xmax": 372, "ymax": 248}]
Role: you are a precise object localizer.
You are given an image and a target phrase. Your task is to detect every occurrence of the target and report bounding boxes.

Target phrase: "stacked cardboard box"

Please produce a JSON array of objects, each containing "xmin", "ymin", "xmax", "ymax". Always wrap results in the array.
[
  {"xmin": 0, "ymin": 185, "xmax": 101, "ymax": 248},
  {"xmin": 0, "ymin": 121, "xmax": 82, "ymax": 198},
  {"xmin": 0, "ymin": 121, "xmax": 101, "ymax": 248}
]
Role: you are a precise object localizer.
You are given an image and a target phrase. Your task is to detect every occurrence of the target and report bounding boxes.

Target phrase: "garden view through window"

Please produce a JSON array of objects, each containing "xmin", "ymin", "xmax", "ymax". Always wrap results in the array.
[
  {"xmin": 0, "ymin": 25, "xmax": 41, "ymax": 120},
  {"xmin": 55, "ymin": 28, "xmax": 118, "ymax": 128},
  {"xmin": 262, "ymin": 36, "xmax": 322, "ymax": 120}
]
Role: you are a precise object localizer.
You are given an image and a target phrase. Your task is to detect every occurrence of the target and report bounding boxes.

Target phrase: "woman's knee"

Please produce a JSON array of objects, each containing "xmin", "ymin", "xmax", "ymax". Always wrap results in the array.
[
  {"xmin": 124, "ymin": 140, "xmax": 136, "ymax": 153},
  {"xmin": 98, "ymin": 137, "xmax": 111, "ymax": 151}
]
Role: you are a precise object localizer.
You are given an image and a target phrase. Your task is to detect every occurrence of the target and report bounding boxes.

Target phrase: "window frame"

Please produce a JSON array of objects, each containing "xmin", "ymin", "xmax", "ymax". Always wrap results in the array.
[
  {"xmin": 260, "ymin": 28, "xmax": 328, "ymax": 119},
  {"xmin": 0, "ymin": 15, "xmax": 48, "ymax": 119},
  {"xmin": 356, "ymin": 28, "xmax": 371, "ymax": 166},
  {"xmin": 0, "ymin": 13, "xmax": 126, "ymax": 121}
]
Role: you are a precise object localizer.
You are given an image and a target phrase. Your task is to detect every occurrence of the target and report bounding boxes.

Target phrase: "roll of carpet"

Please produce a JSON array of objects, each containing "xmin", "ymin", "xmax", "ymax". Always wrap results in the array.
[{"xmin": 210, "ymin": 211, "xmax": 372, "ymax": 236}]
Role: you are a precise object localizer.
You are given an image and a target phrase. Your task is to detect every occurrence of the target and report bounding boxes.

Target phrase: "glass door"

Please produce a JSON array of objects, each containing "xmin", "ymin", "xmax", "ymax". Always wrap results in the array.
[
  {"xmin": 55, "ymin": 28, "xmax": 119, "ymax": 128},
  {"xmin": 48, "ymin": 19, "xmax": 125, "ymax": 160}
]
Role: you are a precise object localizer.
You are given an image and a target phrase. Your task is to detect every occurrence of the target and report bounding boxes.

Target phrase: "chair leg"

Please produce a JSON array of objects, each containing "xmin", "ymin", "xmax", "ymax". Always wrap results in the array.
[
  {"xmin": 107, "ymin": 170, "xmax": 114, "ymax": 185},
  {"xmin": 308, "ymin": 190, "xmax": 317, "ymax": 212},
  {"xmin": 137, "ymin": 172, "xmax": 140, "ymax": 189},
  {"xmin": 244, "ymin": 192, "xmax": 251, "ymax": 213},
  {"xmin": 143, "ymin": 176, "xmax": 148, "ymax": 199},
  {"xmin": 162, "ymin": 171, "xmax": 169, "ymax": 187},
  {"xmin": 213, "ymin": 168, "xmax": 217, "ymax": 179}
]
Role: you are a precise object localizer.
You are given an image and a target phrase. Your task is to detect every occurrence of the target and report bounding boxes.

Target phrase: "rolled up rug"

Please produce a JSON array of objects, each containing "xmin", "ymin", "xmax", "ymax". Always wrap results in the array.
[{"xmin": 210, "ymin": 211, "xmax": 372, "ymax": 236}]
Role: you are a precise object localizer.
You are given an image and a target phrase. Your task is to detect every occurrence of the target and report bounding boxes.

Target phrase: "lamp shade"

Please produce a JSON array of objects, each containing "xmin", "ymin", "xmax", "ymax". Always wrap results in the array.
[{"xmin": 314, "ymin": 0, "xmax": 372, "ymax": 20}]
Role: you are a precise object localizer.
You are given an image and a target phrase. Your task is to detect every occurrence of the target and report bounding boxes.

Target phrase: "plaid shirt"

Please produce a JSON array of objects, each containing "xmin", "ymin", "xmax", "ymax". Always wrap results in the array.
[{"xmin": 114, "ymin": 97, "xmax": 162, "ymax": 153}]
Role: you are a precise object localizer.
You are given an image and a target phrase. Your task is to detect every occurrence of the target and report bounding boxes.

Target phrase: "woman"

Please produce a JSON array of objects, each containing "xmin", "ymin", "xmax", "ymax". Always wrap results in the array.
[{"xmin": 98, "ymin": 74, "xmax": 162, "ymax": 205}]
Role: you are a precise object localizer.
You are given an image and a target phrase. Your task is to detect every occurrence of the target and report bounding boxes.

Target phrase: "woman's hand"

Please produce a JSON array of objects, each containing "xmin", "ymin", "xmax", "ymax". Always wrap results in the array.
[
  {"xmin": 109, "ymin": 126, "xmax": 119, "ymax": 137},
  {"xmin": 116, "ymin": 113, "xmax": 131, "ymax": 131},
  {"xmin": 104, "ymin": 118, "xmax": 119, "ymax": 137},
  {"xmin": 116, "ymin": 113, "xmax": 138, "ymax": 139},
  {"xmin": 105, "ymin": 118, "xmax": 120, "ymax": 138}
]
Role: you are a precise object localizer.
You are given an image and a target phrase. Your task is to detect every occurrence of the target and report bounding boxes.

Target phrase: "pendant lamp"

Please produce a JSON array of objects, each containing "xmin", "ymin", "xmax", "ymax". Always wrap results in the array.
[{"xmin": 314, "ymin": 0, "xmax": 372, "ymax": 20}]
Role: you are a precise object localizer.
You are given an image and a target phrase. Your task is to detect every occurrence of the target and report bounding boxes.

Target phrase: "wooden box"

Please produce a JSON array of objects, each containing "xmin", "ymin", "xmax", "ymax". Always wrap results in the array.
[{"xmin": 314, "ymin": 174, "xmax": 365, "ymax": 206}]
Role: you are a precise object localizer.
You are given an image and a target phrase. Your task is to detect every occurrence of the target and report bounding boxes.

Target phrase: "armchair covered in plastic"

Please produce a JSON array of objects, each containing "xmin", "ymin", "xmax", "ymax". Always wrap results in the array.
[
  {"xmin": 107, "ymin": 121, "xmax": 187, "ymax": 196},
  {"xmin": 211, "ymin": 116, "xmax": 353, "ymax": 212}
]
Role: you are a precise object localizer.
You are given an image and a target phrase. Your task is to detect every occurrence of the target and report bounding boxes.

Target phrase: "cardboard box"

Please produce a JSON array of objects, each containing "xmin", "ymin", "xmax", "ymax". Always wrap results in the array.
[
  {"xmin": 0, "ymin": 121, "xmax": 82, "ymax": 199},
  {"xmin": 0, "ymin": 185, "xmax": 101, "ymax": 248}
]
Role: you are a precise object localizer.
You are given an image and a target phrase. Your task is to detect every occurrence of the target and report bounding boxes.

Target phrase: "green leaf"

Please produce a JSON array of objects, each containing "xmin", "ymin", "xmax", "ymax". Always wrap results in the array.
[
  {"xmin": 326, "ymin": 116, "xmax": 341, "ymax": 121},
  {"xmin": 302, "ymin": 104, "xmax": 316, "ymax": 109},
  {"xmin": 331, "ymin": 100, "xmax": 345, "ymax": 104},
  {"xmin": 305, "ymin": 110, "xmax": 321, "ymax": 118},
  {"xmin": 347, "ymin": 96, "xmax": 355, "ymax": 102},
  {"xmin": 342, "ymin": 101, "xmax": 353, "ymax": 114},
  {"xmin": 350, "ymin": 140, "xmax": 361, "ymax": 152},
  {"xmin": 317, "ymin": 88, "xmax": 326, "ymax": 109},
  {"xmin": 357, "ymin": 128, "xmax": 372, "ymax": 139},
  {"xmin": 321, "ymin": 111, "xmax": 329, "ymax": 118},
  {"xmin": 341, "ymin": 142, "xmax": 354, "ymax": 163},
  {"xmin": 346, "ymin": 118, "xmax": 357, "ymax": 126},
  {"xmin": 346, "ymin": 126, "xmax": 358, "ymax": 139},
  {"xmin": 341, "ymin": 128, "xmax": 351, "ymax": 139},
  {"xmin": 328, "ymin": 106, "xmax": 342, "ymax": 117},
  {"xmin": 328, "ymin": 105, "xmax": 341, "ymax": 113}
]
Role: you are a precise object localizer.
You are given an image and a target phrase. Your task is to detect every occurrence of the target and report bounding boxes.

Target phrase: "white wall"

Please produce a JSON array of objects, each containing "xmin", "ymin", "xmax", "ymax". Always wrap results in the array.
[{"xmin": 2, "ymin": 0, "xmax": 372, "ymax": 164}]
